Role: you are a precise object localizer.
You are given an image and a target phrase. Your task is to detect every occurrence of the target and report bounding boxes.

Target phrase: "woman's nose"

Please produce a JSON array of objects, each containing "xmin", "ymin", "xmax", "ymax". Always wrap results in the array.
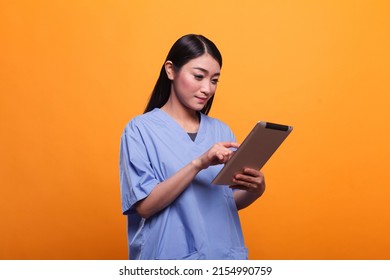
[{"xmin": 200, "ymin": 80, "xmax": 212, "ymax": 95}]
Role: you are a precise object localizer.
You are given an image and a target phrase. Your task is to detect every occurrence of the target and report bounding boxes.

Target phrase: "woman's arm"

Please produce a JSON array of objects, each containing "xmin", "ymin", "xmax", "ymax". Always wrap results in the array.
[
  {"xmin": 135, "ymin": 142, "xmax": 239, "ymax": 219},
  {"xmin": 231, "ymin": 168, "xmax": 266, "ymax": 210},
  {"xmin": 135, "ymin": 160, "xmax": 201, "ymax": 219}
]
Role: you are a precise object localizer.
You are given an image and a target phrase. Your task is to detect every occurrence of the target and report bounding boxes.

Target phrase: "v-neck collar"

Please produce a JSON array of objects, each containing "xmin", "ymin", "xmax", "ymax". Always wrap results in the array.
[{"xmin": 154, "ymin": 108, "xmax": 206, "ymax": 144}]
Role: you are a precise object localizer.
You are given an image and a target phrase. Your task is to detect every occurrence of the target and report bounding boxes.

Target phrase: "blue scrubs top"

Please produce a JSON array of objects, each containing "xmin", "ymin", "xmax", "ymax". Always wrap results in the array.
[{"xmin": 119, "ymin": 108, "xmax": 247, "ymax": 260}]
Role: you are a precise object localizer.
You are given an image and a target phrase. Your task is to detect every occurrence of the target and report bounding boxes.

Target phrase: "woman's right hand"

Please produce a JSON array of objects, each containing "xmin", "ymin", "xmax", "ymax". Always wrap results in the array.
[{"xmin": 192, "ymin": 142, "xmax": 240, "ymax": 170}]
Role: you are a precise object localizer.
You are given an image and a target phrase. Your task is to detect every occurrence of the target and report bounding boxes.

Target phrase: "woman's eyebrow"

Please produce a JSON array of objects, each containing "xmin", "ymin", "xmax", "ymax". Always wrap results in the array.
[{"xmin": 192, "ymin": 67, "xmax": 220, "ymax": 76}]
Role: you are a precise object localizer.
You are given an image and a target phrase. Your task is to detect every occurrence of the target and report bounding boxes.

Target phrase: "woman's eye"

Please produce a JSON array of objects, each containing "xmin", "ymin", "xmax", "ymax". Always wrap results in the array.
[
  {"xmin": 194, "ymin": 75, "xmax": 204, "ymax": 80},
  {"xmin": 211, "ymin": 79, "xmax": 219, "ymax": 84}
]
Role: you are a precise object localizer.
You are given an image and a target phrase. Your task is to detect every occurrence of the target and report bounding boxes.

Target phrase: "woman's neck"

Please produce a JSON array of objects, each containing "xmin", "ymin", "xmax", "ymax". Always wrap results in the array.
[{"xmin": 161, "ymin": 101, "xmax": 200, "ymax": 133}]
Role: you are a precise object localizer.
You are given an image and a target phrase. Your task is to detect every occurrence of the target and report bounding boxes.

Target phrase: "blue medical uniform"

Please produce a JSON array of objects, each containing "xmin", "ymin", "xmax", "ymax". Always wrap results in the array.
[{"xmin": 119, "ymin": 108, "xmax": 247, "ymax": 260}]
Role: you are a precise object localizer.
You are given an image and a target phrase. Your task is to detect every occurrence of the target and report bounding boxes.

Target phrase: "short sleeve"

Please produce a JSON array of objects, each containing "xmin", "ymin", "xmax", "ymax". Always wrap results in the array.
[{"xmin": 119, "ymin": 120, "xmax": 160, "ymax": 215}]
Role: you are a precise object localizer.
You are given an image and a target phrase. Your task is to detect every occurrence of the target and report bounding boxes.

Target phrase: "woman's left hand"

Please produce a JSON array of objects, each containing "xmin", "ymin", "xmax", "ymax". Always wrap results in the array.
[
  {"xmin": 231, "ymin": 168, "xmax": 266, "ymax": 210},
  {"xmin": 230, "ymin": 168, "xmax": 265, "ymax": 194}
]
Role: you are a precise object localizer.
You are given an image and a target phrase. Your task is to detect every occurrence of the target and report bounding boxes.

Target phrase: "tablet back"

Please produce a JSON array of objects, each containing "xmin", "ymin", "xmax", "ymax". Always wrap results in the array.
[{"xmin": 212, "ymin": 121, "xmax": 293, "ymax": 185}]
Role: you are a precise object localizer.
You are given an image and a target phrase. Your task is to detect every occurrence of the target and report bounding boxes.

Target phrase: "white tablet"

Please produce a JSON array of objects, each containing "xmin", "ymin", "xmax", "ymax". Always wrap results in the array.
[{"xmin": 212, "ymin": 121, "xmax": 293, "ymax": 185}]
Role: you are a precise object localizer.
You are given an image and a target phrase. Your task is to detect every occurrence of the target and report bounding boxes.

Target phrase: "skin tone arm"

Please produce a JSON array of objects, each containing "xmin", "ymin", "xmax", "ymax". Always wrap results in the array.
[
  {"xmin": 135, "ymin": 142, "xmax": 266, "ymax": 218},
  {"xmin": 135, "ymin": 142, "xmax": 240, "ymax": 219}
]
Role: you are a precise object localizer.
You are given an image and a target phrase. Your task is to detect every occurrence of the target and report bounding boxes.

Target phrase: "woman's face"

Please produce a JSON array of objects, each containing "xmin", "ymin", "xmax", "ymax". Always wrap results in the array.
[{"xmin": 167, "ymin": 53, "xmax": 221, "ymax": 112}]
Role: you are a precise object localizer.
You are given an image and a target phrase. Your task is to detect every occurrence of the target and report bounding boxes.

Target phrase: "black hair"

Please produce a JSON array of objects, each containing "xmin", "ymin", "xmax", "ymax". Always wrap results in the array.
[{"xmin": 144, "ymin": 34, "xmax": 222, "ymax": 115}]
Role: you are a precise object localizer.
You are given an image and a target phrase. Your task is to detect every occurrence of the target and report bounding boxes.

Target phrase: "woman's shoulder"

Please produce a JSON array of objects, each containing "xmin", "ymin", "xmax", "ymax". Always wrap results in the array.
[
  {"xmin": 201, "ymin": 113, "xmax": 232, "ymax": 131},
  {"xmin": 127, "ymin": 108, "xmax": 163, "ymax": 125},
  {"xmin": 122, "ymin": 109, "xmax": 162, "ymax": 133}
]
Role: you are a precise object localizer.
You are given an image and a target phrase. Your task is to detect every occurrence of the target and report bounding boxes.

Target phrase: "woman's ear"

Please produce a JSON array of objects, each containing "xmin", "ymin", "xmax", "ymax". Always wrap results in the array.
[{"xmin": 164, "ymin": 61, "xmax": 175, "ymax": 80}]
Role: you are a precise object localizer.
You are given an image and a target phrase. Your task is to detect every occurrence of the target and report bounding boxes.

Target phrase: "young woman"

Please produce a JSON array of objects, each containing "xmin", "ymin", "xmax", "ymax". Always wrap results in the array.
[{"xmin": 120, "ymin": 34, "xmax": 265, "ymax": 260}]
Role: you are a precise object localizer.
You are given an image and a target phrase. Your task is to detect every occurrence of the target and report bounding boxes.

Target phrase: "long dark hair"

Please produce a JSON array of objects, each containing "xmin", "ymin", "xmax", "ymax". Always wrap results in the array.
[{"xmin": 144, "ymin": 34, "xmax": 223, "ymax": 115}]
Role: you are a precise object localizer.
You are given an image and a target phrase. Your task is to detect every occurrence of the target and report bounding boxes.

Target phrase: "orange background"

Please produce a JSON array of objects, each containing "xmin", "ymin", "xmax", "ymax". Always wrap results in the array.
[{"xmin": 1, "ymin": 0, "xmax": 389, "ymax": 259}]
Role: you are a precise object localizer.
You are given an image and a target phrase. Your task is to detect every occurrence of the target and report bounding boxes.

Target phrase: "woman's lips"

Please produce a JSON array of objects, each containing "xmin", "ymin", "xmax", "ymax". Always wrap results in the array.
[{"xmin": 196, "ymin": 96, "xmax": 208, "ymax": 104}]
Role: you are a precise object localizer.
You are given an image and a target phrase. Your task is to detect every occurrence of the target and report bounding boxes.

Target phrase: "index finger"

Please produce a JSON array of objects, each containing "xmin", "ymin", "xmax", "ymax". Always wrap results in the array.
[
  {"xmin": 220, "ymin": 142, "xmax": 240, "ymax": 149},
  {"xmin": 241, "ymin": 167, "xmax": 262, "ymax": 177}
]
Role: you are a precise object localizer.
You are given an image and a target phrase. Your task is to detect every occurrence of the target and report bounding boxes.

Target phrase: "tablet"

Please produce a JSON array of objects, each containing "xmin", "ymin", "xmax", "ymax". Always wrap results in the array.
[{"xmin": 212, "ymin": 121, "xmax": 293, "ymax": 185}]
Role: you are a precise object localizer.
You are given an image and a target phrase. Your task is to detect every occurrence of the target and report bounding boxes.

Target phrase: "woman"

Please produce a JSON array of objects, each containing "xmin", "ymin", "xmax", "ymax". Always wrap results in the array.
[{"xmin": 120, "ymin": 34, "xmax": 265, "ymax": 259}]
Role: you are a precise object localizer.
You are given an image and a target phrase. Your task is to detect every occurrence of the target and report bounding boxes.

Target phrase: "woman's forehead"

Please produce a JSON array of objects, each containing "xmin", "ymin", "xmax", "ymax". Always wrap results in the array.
[{"xmin": 184, "ymin": 54, "xmax": 221, "ymax": 73}]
